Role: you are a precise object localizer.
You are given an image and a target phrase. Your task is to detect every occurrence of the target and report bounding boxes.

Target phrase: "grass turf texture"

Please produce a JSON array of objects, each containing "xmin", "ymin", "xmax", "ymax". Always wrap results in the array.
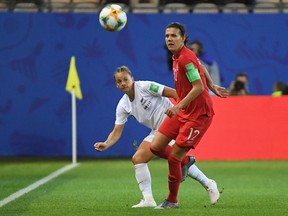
[{"xmin": 0, "ymin": 159, "xmax": 288, "ymax": 216}]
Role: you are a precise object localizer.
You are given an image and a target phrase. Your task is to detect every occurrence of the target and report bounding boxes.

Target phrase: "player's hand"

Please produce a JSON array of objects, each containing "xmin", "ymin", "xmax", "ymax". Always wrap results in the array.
[
  {"xmin": 94, "ymin": 142, "xmax": 108, "ymax": 152},
  {"xmin": 165, "ymin": 106, "xmax": 180, "ymax": 118},
  {"xmin": 211, "ymin": 85, "xmax": 229, "ymax": 98}
]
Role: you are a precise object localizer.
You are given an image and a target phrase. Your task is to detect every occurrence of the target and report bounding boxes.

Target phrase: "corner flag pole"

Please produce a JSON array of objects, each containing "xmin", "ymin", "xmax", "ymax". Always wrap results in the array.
[
  {"xmin": 71, "ymin": 88, "xmax": 77, "ymax": 164},
  {"xmin": 65, "ymin": 56, "xmax": 83, "ymax": 164}
]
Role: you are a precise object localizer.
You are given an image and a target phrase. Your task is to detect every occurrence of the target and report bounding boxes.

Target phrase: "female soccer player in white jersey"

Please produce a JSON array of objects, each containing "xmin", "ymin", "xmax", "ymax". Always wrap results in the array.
[{"xmin": 94, "ymin": 66, "xmax": 228, "ymax": 208}]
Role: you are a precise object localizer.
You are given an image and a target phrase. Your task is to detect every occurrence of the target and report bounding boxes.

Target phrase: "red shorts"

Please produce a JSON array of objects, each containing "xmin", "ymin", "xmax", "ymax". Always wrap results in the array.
[{"xmin": 158, "ymin": 114, "xmax": 213, "ymax": 151}]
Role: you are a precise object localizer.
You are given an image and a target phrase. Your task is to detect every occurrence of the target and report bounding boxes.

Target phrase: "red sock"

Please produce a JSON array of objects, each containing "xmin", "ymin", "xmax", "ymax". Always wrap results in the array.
[
  {"xmin": 181, "ymin": 155, "xmax": 189, "ymax": 166},
  {"xmin": 167, "ymin": 154, "xmax": 182, "ymax": 203}
]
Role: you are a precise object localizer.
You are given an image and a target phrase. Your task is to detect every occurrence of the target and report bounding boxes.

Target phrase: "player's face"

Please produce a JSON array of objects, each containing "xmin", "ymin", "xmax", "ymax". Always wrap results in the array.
[
  {"xmin": 165, "ymin": 27, "xmax": 185, "ymax": 56},
  {"xmin": 115, "ymin": 71, "xmax": 134, "ymax": 93}
]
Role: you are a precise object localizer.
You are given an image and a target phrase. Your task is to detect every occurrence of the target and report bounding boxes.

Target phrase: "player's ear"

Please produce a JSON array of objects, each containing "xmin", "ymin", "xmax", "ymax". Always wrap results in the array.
[{"xmin": 182, "ymin": 35, "xmax": 186, "ymax": 43}]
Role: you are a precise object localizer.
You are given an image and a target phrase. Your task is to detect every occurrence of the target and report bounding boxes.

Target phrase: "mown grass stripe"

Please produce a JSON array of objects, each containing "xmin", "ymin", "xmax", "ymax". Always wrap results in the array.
[{"xmin": 0, "ymin": 163, "xmax": 79, "ymax": 208}]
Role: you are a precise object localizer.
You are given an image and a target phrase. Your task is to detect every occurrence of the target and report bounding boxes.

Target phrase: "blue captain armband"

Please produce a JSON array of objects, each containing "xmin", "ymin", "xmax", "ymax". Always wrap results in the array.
[{"xmin": 185, "ymin": 63, "xmax": 200, "ymax": 82}]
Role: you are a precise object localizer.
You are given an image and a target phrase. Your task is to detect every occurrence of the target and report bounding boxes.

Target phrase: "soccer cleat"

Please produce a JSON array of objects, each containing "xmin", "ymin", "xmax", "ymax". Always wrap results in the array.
[
  {"xmin": 181, "ymin": 155, "xmax": 196, "ymax": 182},
  {"xmin": 132, "ymin": 199, "xmax": 157, "ymax": 208},
  {"xmin": 154, "ymin": 199, "xmax": 179, "ymax": 209},
  {"xmin": 206, "ymin": 179, "xmax": 220, "ymax": 204}
]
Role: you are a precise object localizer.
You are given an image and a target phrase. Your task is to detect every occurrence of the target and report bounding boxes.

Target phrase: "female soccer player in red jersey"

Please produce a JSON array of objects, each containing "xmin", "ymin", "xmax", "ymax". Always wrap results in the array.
[{"xmin": 150, "ymin": 22, "xmax": 227, "ymax": 209}]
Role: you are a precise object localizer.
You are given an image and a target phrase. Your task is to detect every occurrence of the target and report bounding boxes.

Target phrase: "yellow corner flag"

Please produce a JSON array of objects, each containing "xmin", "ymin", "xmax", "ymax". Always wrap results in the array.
[{"xmin": 66, "ymin": 56, "xmax": 83, "ymax": 100}]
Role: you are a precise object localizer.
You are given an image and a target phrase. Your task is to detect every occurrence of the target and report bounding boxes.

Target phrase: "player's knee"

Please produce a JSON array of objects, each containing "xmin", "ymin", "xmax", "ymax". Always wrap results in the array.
[
  {"xmin": 132, "ymin": 152, "xmax": 145, "ymax": 164},
  {"xmin": 132, "ymin": 150, "xmax": 153, "ymax": 164},
  {"xmin": 131, "ymin": 154, "xmax": 138, "ymax": 165}
]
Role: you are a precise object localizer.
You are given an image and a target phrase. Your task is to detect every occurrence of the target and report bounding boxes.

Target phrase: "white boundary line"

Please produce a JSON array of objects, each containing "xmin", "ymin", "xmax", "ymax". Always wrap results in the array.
[{"xmin": 0, "ymin": 163, "xmax": 79, "ymax": 208}]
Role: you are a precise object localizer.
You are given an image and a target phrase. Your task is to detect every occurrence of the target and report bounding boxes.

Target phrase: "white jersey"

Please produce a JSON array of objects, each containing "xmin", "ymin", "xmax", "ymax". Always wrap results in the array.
[{"xmin": 115, "ymin": 81, "xmax": 173, "ymax": 131}]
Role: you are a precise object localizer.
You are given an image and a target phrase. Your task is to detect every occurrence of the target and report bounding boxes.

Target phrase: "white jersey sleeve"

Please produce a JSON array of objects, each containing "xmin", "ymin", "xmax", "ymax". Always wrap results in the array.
[
  {"xmin": 114, "ymin": 81, "xmax": 173, "ymax": 130},
  {"xmin": 131, "ymin": 81, "xmax": 173, "ymax": 130},
  {"xmin": 140, "ymin": 80, "xmax": 165, "ymax": 97},
  {"xmin": 115, "ymin": 95, "xmax": 130, "ymax": 125}
]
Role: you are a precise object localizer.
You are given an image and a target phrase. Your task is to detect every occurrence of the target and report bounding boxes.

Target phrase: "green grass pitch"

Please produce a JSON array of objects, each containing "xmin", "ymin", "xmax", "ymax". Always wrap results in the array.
[{"xmin": 0, "ymin": 158, "xmax": 288, "ymax": 216}]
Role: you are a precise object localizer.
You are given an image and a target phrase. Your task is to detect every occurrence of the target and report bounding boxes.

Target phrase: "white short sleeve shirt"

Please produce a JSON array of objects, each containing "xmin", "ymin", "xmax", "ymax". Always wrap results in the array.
[{"xmin": 115, "ymin": 81, "xmax": 173, "ymax": 130}]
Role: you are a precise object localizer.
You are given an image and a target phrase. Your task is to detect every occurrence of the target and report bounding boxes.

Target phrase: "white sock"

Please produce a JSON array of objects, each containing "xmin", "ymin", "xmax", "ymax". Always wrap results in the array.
[
  {"xmin": 134, "ymin": 163, "xmax": 154, "ymax": 201},
  {"xmin": 188, "ymin": 164, "xmax": 210, "ymax": 188}
]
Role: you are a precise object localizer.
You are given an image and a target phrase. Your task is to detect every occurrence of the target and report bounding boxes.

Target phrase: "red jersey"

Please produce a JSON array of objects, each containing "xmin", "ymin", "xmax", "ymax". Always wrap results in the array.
[{"xmin": 172, "ymin": 46, "xmax": 214, "ymax": 121}]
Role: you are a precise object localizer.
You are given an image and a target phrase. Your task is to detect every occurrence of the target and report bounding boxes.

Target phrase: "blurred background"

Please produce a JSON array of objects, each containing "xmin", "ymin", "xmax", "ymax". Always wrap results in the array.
[{"xmin": 0, "ymin": 0, "xmax": 288, "ymax": 159}]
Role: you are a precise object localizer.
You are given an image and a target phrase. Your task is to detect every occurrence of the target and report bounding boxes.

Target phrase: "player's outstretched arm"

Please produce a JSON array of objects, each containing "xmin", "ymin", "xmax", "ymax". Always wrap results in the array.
[
  {"xmin": 94, "ymin": 124, "xmax": 124, "ymax": 152},
  {"xmin": 162, "ymin": 86, "xmax": 179, "ymax": 101},
  {"xmin": 211, "ymin": 84, "xmax": 229, "ymax": 98},
  {"xmin": 202, "ymin": 64, "xmax": 229, "ymax": 98}
]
